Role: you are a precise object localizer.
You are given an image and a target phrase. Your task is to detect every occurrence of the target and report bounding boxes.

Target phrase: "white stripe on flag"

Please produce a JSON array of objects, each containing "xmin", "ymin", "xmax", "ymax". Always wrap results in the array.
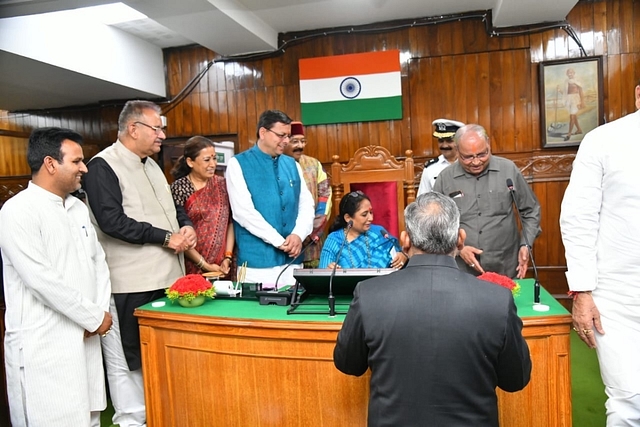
[{"xmin": 300, "ymin": 71, "xmax": 401, "ymax": 103}]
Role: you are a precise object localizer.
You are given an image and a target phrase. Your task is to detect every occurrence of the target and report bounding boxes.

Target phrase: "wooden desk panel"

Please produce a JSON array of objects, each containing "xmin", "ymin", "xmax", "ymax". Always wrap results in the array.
[{"xmin": 138, "ymin": 308, "xmax": 571, "ymax": 427}]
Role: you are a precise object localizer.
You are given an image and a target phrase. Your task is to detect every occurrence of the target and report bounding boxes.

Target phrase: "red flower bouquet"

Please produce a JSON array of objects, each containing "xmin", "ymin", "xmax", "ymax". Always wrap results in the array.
[
  {"xmin": 477, "ymin": 272, "xmax": 521, "ymax": 296},
  {"xmin": 166, "ymin": 274, "xmax": 215, "ymax": 303}
]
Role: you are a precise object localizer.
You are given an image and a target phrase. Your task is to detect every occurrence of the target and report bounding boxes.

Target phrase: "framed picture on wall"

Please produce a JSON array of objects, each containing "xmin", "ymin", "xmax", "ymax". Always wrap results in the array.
[{"xmin": 539, "ymin": 56, "xmax": 603, "ymax": 148}]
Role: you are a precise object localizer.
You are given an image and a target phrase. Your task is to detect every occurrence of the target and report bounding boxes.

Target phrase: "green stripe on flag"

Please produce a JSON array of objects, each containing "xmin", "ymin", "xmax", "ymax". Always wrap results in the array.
[{"xmin": 301, "ymin": 96, "xmax": 402, "ymax": 125}]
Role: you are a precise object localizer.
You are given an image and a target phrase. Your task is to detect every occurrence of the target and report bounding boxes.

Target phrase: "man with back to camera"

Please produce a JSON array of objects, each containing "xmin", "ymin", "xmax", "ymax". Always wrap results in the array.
[
  {"xmin": 417, "ymin": 118, "xmax": 464, "ymax": 195},
  {"xmin": 433, "ymin": 124, "xmax": 541, "ymax": 279},
  {"xmin": 225, "ymin": 110, "xmax": 314, "ymax": 286},
  {"xmin": 83, "ymin": 100, "xmax": 196, "ymax": 427},
  {"xmin": 282, "ymin": 120, "xmax": 332, "ymax": 267},
  {"xmin": 0, "ymin": 127, "xmax": 112, "ymax": 427},
  {"xmin": 333, "ymin": 192, "xmax": 531, "ymax": 426},
  {"xmin": 560, "ymin": 78, "xmax": 640, "ymax": 426}
]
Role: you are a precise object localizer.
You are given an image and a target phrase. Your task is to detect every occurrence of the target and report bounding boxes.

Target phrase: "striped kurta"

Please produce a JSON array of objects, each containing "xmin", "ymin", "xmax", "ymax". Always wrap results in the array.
[{"xmin": 0, "ymin": 182, "xmax": 111, "ymax": 427}]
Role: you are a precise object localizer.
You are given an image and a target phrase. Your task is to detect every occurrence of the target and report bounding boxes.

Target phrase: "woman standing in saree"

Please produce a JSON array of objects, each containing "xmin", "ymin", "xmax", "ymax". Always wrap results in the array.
[{"xmin": 171, "ymin": 136, "xmax": 235, "ymax": 276}]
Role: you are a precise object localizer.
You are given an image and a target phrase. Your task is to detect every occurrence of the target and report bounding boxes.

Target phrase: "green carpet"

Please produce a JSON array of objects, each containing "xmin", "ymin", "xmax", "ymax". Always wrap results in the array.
[
  {"xmin": 100, "ymin": 402, "xmax": 114, "ymax": 427},
  {"xmin": 99, "ymin": 331, "xmax": 607, "ymax": 426},
  {"xmin": 571, "ymin": 331, "xmax": 607, "ymax": 426}
]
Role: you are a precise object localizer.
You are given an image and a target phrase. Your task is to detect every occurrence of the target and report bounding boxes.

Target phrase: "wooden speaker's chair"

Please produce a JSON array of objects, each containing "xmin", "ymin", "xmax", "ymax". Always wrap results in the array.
[{"xmin": 331, "ymin": 145, "xmax": 415, "ymax": 238}]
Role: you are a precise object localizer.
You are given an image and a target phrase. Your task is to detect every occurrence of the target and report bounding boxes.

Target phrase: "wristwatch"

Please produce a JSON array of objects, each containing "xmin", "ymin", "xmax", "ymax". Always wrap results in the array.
[{"xmin": 162, "ymin": 232, "xmax": 172, "ymax": 248}]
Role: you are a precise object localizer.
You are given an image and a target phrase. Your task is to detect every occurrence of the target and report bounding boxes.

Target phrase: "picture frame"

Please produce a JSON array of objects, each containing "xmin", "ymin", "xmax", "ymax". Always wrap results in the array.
[{"xmin": 539, "ymin": 56, "xmax": 603, "ymax": 148}]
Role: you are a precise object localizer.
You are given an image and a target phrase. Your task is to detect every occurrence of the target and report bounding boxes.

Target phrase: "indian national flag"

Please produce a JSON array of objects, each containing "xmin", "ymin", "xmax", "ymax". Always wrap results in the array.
[{"xmin": 299, "ymin": 50, "xmax": 402, "ymax": 125}]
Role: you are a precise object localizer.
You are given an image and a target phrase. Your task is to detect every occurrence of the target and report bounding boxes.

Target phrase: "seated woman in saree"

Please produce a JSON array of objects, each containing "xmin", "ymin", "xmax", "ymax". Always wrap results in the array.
[
  {"xmin": 171, "ymin": 136, "xmax": 235, "ymax": 276},
  {"xmin": 319, "ymin": 190, "xmax": 407, "ymax": 269}
]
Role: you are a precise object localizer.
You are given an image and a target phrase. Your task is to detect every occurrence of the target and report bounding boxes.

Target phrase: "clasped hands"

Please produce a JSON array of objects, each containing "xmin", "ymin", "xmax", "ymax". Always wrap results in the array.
[
  {"xmin": 460, "ymin": 245, "xmax": 530, "ymax": 279},
  {"xmin": 166, "ymin": 226, "xmax": 198, "ymax": 254},
  {"xmin": 278, "ymin": 234, "xmax": 303, "ymax": 258},
  {"xmin": 85, "ymin": 311, "xmax": 112, "ymax": 338}
]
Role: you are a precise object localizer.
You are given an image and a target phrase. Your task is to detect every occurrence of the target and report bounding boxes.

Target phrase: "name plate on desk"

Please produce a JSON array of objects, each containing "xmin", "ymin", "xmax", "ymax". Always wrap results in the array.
[{"xmin": 293, "ymin": 268, "xmax": 395, "ymax": 296}]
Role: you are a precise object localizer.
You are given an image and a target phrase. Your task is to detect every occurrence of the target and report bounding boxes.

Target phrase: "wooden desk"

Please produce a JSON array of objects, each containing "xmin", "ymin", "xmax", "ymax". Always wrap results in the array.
[{"xmin": 136, "ymin": 280, "xmax": 571, "ymax": 427}]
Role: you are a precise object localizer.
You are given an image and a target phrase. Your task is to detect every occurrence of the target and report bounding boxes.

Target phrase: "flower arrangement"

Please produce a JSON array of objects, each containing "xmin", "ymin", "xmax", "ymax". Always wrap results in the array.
[
  {"xmin": 477, "ymin": 272, "xmax": 521, "ymax": 296},
  {"xmin": 166, "ymin": 274, "xmax": 215, "ymax": 303}
]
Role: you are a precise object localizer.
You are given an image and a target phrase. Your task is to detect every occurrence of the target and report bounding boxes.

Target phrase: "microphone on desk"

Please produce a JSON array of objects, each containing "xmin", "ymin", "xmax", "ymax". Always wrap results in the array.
[
  {"xmin": 273, "ymin": 234, "xmax": 320, "ymax": 291},
  {"xmin": 328, "ymin": 220, "xmax": 353, "ymax": 317},
  {"xmin": 506, "ymin": 178, "xmax": 548, "ymax": 311}
]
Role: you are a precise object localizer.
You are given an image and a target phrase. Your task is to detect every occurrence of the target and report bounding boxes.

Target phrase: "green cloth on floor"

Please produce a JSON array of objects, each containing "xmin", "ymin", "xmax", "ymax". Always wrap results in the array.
[{"xmin": 571, "ymin": 331, "xmax": 607, "ymax": 426}]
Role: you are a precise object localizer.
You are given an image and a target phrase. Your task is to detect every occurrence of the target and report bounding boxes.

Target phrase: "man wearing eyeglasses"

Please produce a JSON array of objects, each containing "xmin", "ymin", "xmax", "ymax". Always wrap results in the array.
[
  {"xmin": 433, "ymin": 124, "xmax": 541, "ymax": 279},
  {"xmin": 226, "ymin": 110, "xmax": 314, "ymax": 286},
  {"xmin": 83, "ymin": 100, "xmax": 196, "ymax": 427},
  {"xmin": 283, "ymin": 121, "xmax": 332, "ymax": 268}
]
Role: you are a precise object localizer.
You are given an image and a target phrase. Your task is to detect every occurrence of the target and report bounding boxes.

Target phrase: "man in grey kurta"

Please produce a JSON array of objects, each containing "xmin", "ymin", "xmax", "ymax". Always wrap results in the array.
[
  {"xmin": 433, "ymin": 124, "xmax": 541, "ymax": 279},
  {"xmin": 0, "ymin": 127, "xmax": 112, "ymax": 427}
]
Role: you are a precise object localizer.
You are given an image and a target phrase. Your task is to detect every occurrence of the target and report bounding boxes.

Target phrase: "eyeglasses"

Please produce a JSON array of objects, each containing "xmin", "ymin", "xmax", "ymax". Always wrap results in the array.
[
  {"xmin": 134, "ymin": 121, "xmax": 166, "ymax": 134},
  {"xmin": 289, "ymin": 138, "xmax": 307, "ymax": 145},
  {"xmin": 459, "ymin": 150, "xmax": 489, "ymax": 163},
  {"xmin": 266, "ymin": 128, "xmax": 291, "ymax": 140},
  {"xmin": 348, "ymin": 190, "xmax": 365, "ymax": 198}
]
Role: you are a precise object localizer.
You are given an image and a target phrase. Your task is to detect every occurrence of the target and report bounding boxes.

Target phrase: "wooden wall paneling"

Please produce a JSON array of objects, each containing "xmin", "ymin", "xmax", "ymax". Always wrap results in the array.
[
  {"xmin": 500, "ymin": 51, "xmax": 516, "ymax": 152},
  {"xmin": 476, "ymin": 54, "xmax": 492, "ymax": 136},
  {"xmin": 591, "ymin": 1, "xmax": 607, "ymax": 56},
  {"xmin": 190, "ymin": 93, "xmax": 202, "ymax": 136},
  {"xmin": 254, "ymin": 87, "xmax": 268, "ymax": 126},
  {"xmin": 285, "ymin": 84, "xmax": 300, "ymax": 121},
  {"xmin": 244, "ymin": 89, "xmax": 258, "ymax": 144},
  {"xmin": 620, "ymin": 53, "xmax": 639, "ymax": 115},
  {"xmin": 226, "ymin": 90, "xmax": 238, "ymax": 137},
  {"xmin": 206, "ymin": 56, "xmax": 219, "ymax": 95},
  {"xmin": 199, "ymin": 91, "xmax": 210, "ymax": 135},
  {"xmin": 634, "ymin": 1, "xmax": 640, "ymax": 53},
  {"xmin": 215, "ymin": 91, "xmax": 229, "ymax": 135},
  {"xmin": 182, "ymin": 95, "xmax": 195, "ymax": 137},
  {"xmin": 0, "ymin": 137, "xmax": 29, "ymax": 176},
  {"xmin": 619, "ymin": 0, "xmax": 633, "ymax": 54},
  {"xmin": 213, "ymin": 60, "xmax": 227, "ymax": 94},
  {"xmin": 460, "ymin": 54, "xmax": 478, "ymax": 124},
  {"xmin": 513, "ymin": 50, "xmax": 533, "ymax": 153},
  {"xmin": 224, "ymin": 62, "xmax": 237, "ymax": 93},
  {"xmin": 488, "ymin": 51, "xmax": 505, "ymax": 149},
  {"xmin": 235, "ymin": 90, "xmax": 250, "ymax": 152},
  {"xmin": 607, "ymin": 54, "xmax": 623, "ymax": 120},
  {"xmin": 451, "ymin": 55, "xmax": 468, "ymax": 124},
  {"xmin": 607, "ymin": 0, "xmax": 621, "ymax": 56},
  {"xmin": 407, "ymin": 59, "xmax": 432, "ymax": 160},
  {"xmin": 0, "ymin": 175, "xmax": 30, "ymax": 205},
  {"xmin": 529, "ymin": 61, "xmax": 541, "ymax": 152}
]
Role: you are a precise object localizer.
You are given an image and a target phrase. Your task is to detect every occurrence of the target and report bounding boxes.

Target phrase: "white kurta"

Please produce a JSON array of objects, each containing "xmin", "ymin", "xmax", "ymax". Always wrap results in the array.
[
  {"xmin": 560, "ymin": 109, "xmax": 640, "ymax": 393},
  {"xmin": 0, "ymin": 182, "xmax": 111, "ymax": 427}
]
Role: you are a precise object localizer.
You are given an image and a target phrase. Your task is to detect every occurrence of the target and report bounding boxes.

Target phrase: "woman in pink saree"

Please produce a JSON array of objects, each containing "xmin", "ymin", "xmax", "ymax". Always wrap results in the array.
[{"xmin": 171, "ymin": 136, "xmax": 234, "ymax": 277}]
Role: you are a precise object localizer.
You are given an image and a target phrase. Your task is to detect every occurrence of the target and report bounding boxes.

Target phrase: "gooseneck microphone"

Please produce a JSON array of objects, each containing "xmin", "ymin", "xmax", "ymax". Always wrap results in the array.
[
  {"xmin": 328, "ymin": 220, "xmax": 353, "ymax": 317},
  {"xmin": 378, "ymin": 228, "xmax": 399, "ymax": 245},
  {"xmin": 273, "ymin": 235, "xmax": 320, "ymax": 291},
  {"xmin": 506, "ymin": 179, "xmax": 545, "ymax": 309}
]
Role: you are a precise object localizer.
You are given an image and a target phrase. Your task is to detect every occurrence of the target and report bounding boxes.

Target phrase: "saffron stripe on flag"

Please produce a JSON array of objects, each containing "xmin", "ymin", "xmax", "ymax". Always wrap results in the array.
[
  {"xmin": 299, "ymin": 50, "xmax": 401, "ymax": 80},
  {"xmin": 299, "ymin": 72, "xmax": 401, "ymax": 103},
  {"xmin": 301, "ymin": 96, "xmax": 402, "ymax": 126}
]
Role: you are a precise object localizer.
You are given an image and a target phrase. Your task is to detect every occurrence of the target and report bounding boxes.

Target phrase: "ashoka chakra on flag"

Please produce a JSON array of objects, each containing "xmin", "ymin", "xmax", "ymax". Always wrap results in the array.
[{"xmin": 340, "ymin": 77, "xmax": 362, "ymax": 99}]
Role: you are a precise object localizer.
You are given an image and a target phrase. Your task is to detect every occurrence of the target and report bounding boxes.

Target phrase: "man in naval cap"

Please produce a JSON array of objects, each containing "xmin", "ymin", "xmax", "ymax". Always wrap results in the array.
[{"xmin": 417, "ymin": 118, "xmax": 465, "ymax": 196}]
